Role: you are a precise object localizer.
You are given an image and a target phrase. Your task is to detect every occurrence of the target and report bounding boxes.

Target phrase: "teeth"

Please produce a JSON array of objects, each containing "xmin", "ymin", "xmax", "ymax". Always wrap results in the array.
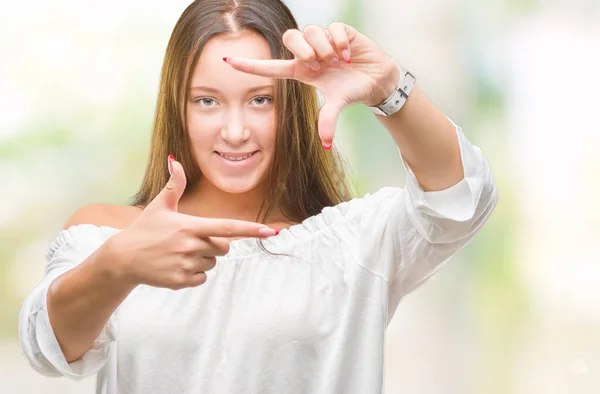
[{"xmin": 219, "ymin": 152, "xmax": 253, "ymax": 161}]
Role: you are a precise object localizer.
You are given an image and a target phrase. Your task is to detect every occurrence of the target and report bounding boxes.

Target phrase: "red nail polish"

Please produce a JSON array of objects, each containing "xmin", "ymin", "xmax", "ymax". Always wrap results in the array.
[
  {"xmin": 323, "ymin": 144, "xmax": 332, "ymax": 150},
  {"xmin": 345, "ymin": 59, "xmax": 352, "ymax": 64},
  {"xmin": 167, "ymin": 155, "xmax": 174, "ymax": 176},
  {"xmin": 222, "ymin": 57, "xmax": 228, "ymax": 63},
  {"xmin": 275, "ymin": 230, "xmax": 280, "ymax": 236}
]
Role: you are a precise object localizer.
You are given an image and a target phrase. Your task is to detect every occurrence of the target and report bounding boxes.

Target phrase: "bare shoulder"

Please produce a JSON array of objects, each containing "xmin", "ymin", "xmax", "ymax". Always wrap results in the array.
[{"xmin": 63, "ymin": 204, "xmax": 144, "ymax": 230}]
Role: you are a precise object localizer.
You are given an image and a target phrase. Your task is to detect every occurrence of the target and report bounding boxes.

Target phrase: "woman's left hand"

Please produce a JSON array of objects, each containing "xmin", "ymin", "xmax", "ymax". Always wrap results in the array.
[{"xmin": 224, "ymin": 23, "xmax": 400, "ymax": 148}]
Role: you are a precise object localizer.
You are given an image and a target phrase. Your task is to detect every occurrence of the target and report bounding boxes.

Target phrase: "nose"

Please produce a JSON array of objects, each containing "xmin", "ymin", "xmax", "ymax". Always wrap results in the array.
[{"xmin": 220, "ymin": 108, "xmax": 250, "ymax": 146}]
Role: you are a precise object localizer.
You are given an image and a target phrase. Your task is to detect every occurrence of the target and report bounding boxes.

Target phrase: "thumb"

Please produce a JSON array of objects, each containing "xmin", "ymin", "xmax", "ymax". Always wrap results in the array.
[
  {"xmin": 318, "ymin": 99, "xmax": 345, "ymax": 149},
  {"xmin": 146, "ymin": 156, "xmax": 187, "ymax": 212}
]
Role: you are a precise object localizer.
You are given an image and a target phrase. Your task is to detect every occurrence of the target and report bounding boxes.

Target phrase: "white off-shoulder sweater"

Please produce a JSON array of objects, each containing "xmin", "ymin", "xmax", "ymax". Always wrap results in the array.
[{"xmin": 19, "ymin": 124, "xmax": 498, "ymax": 394}]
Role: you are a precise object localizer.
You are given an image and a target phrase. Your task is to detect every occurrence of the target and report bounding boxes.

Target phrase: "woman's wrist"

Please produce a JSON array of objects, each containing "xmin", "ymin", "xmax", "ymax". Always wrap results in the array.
[
  {"xmin": 366, "ymin": 57, "xmax": 402, "ymax": 107},
  {"xmin": 96, "ymin": 234, "xmax": 140, "ymax": 291}
]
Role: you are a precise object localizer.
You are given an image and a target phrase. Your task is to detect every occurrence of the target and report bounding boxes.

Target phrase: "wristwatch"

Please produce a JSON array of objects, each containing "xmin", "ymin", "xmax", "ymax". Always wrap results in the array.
[{"xmin": 369, "ymin": 63, "xmax": 416, "ymax": 116}]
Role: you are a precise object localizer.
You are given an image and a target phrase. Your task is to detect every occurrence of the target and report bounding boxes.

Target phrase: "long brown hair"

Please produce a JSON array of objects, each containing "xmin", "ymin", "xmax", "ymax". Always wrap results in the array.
[{"xmin": 131, "ymin": 0, "xmax": 352, "ymax": 224}]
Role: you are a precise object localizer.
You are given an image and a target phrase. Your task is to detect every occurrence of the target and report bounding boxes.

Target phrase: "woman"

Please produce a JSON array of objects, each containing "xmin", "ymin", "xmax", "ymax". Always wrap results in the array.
[{"xmin": 19, "ymin": 0, "xmax": 498, "ymax": 393}]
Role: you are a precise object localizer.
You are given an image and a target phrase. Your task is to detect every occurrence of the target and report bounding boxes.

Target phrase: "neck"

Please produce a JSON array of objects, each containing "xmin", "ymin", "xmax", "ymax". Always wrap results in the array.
[{"xmin": 179, "ymin": 178, "xmax": 273, "ymax": 223}]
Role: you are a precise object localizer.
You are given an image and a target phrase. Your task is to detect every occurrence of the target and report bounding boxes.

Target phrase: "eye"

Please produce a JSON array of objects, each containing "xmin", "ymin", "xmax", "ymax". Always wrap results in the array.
[
  {"xmin": 251, "ymin": 96, "xmax": 273, "ymax": 106},
  {"xmin": 195, "ymin": 97, "xmax": 218, "ymax": 107}
]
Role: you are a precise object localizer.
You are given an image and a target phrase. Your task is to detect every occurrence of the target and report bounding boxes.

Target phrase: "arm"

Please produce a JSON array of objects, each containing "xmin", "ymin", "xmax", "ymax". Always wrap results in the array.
[
  {"xmin": 47, "ymin": 232, "xmax": 135, "ymax": 365},
  {"xmin": 48, "ymin": 205, "xmax": 139, "ymax": 364},
  {"xmin": 18, "ymin": 205, "xmax": 138, "ymax": 379},
  {"xmin": 347, "ymin": 119, "xmax": 497, "ymax": 321},
  {"xmin": 355, "ymin": 63, "xmax": 497, "ymax": 319},
  {"xmin": 19, "ymin": 214, "xmax": 130, "ymax": 380},
  {"xmin": 378, "ymin": 88, "xmax": 464, "ymax": 191},
  {"xmin": 372, "ymin": 63, "xmax": 464, "ymax": 192}
]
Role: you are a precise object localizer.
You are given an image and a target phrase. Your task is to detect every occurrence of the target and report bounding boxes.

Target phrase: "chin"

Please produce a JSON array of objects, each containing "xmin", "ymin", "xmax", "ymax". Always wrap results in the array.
[{"xmin": 211, "ymin": 175, "xmax": 267, "ymax": 195}]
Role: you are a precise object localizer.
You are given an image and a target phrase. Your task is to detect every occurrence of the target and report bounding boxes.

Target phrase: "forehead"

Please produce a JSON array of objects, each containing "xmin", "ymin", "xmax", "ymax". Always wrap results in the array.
[{"xmin": 190, "ymin": 31, "xmax": 274, "ymax": 90}]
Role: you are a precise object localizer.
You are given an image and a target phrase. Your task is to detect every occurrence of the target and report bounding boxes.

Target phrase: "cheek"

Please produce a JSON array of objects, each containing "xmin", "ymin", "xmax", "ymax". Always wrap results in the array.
[
  {"xmin": 248, "ymin": 111, "xmax": 277, "ymax": 150},
  {"xmin": 186, "ymin": 111, "xmax": 219, "ymax": 148}
]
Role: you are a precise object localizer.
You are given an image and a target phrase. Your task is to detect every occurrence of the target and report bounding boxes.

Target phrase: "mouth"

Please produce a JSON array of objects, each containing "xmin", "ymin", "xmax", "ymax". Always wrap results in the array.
[{"xmin": 215, "ymin": 151, "xmax": 259, "ymax": 162}]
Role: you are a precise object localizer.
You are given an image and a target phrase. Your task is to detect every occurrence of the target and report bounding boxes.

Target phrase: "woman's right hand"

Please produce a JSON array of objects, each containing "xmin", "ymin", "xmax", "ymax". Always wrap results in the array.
[{"xmin": 107, "ymin": 157, "xmax": 277, "ymax": 290}]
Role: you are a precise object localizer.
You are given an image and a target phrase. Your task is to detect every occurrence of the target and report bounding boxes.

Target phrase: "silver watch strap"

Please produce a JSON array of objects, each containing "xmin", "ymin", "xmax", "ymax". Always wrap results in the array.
[{"xmin": 370, "ymin": 63, "xmax": 416, "ymax": 116}]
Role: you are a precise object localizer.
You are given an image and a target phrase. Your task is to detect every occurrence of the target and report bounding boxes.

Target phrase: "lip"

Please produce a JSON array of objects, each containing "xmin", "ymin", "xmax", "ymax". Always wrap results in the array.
[
  {"xmin": 216, "ymin": 151, "xmax": 257, "ymax": 158},
  {"xmin": 214, "ymin": 150, "xmax": 259, "ymax": 169}
]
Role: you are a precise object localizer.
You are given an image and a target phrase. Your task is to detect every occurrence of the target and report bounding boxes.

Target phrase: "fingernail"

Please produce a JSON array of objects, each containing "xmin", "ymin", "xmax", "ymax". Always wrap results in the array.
[
  {"xmin": 331, "ymin": 57, "xmax": 340, "ymax": 67},
  {"xmin": 309, "ymin": 60, "xmax": 320, "ymax": 71},
  {"xmin": 222, "ymin": 57, "xmax": 229, "ymax": 63},
  {"xmin": 258, "ymin": 228, "xmax": 278, "ymax": 237},
  {"xmin": 342, "ymin": 50, "xmax": 351, "ymax": 63},
  {"xmin": 322, "ymin": 143, "xmax": 332, "ymax": 150},
  {"xmin": 168, "ymin": 155, "xmax": 174, "ymax": 176}
]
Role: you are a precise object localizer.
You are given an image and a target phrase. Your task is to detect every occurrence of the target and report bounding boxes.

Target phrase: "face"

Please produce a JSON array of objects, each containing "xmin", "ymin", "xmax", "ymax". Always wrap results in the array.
[{"xmin": 186, "ymin": 31, "xmax": 276, "ymax": 195}]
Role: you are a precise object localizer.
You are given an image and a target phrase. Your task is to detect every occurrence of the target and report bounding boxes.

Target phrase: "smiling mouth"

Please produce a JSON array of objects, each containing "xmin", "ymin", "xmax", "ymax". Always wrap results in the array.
[{"xmin": 216, "ymin": 151, "xmax": 258, "ymax": 161}]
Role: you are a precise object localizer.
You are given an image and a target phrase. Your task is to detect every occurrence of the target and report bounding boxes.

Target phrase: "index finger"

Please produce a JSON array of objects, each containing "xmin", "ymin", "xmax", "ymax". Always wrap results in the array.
[
  {"xmin": 185, "ymin": 215, "xmax": 278, "ymax": 238},
  {"xmin": 327, "ymin": 22, "xmax": 351, "ymax": 63},
  {"xmin": 224, "ymin": 57, "xmax": 296, "ymax": 79}
]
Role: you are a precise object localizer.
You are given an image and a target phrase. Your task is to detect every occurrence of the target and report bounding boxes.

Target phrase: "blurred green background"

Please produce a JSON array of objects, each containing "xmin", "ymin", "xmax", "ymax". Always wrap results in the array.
[{"xmin": 1, "ymin": 0, "xmax": 599, "ymax": 393}]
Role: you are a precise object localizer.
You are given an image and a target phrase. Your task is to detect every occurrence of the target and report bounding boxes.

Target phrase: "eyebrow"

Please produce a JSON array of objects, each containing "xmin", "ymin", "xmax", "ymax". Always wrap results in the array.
[{"xmin": 190, "ymin": 85, "xmax": 274, "ymax": 94}]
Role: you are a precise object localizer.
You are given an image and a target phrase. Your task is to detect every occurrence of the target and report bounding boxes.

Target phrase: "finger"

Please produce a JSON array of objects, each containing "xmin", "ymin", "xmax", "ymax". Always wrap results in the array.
[
  {"xmin": 206, "ymin": 237, "xmax": 231, "ymax": 256},
  {"xmin": 192, "ymin": 236, "xmax": 230, "ymax": 257},
  {"xmin": 185, "ymin": 216, "xmax": 278, "ymax": 238},
  {"xmin": 145, "ymin": 156, "xmax": 187, "ymax": 212},
  {"xmin": 303, "ymin": 24, "xmax": 339, "ymax": 67},
  {"xmin": 282, "ymin": 29, "xmax": 320, "ymax": 71},
  {"xmin": 318, "ymin": 99, "xmax": 346, "ymax": 149},
  {"xmin": 327, "ymin": 22, "xmax": 351, "ymax": 63},
  {"xmin": 187, "ymin": 272, "xmax": 208, "ymax": 287},
  {"xmin": 225, "ymin": 57, "xmax": 296, "ymax": 79},
  {"xmin": 197, "ymin": 256, "xmax": 217, "ymax": 272}
]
